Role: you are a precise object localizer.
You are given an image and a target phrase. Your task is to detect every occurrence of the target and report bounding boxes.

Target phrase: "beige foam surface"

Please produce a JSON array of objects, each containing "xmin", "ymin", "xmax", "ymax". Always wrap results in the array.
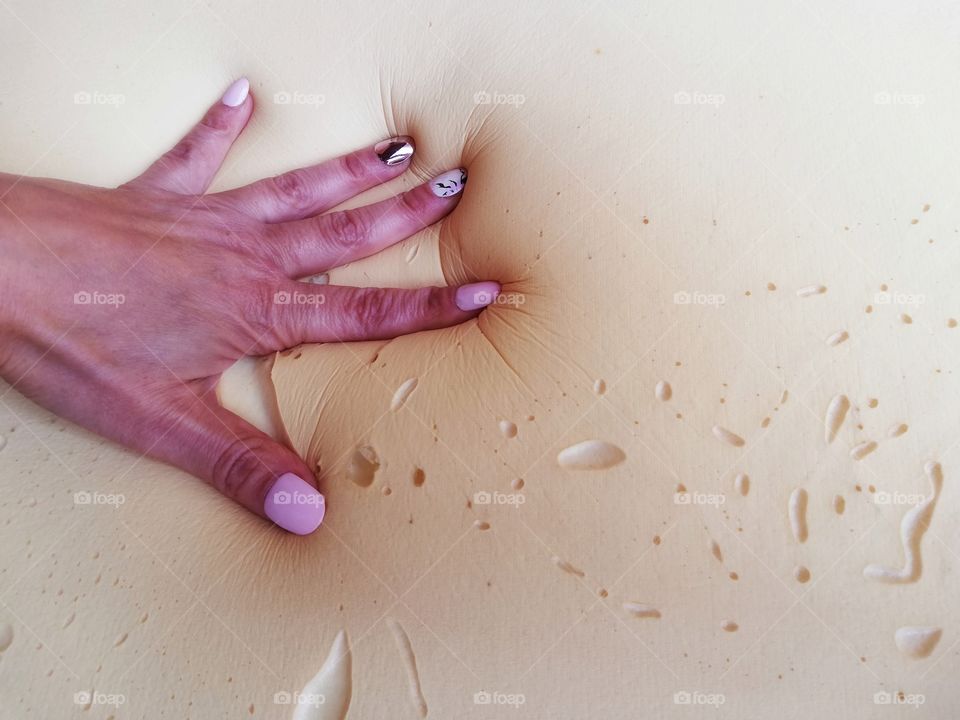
[{"xmin": 2, "ymin": 1, "xmax": 960, "ymax": 718}]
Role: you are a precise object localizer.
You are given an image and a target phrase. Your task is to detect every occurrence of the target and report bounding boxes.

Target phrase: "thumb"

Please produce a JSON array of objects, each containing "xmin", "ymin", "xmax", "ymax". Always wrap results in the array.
[{"xmin": 156, "ymin": 392, "xmax": 325, "ymax": 535}]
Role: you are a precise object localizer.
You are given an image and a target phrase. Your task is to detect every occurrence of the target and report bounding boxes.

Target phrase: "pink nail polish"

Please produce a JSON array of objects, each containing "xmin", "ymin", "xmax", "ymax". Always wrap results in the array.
[
  {"xmin": 221, "ymin": 77, "xmax": 250, "ymax": 107},
  {"xmin": 456, "ymin": 281, "xmax": 500, "ymax": 311},
  {"xmin": 430, "ymin": 168, "xmax": 467, "ymax": 197},
  {"xmin": 263, "ymin": 472, "xmax": 325, "ymax": 535}
]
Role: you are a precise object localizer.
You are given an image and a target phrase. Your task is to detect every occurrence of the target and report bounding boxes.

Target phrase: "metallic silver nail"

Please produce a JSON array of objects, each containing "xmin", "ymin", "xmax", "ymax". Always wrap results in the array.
[{"xmin": 375, "ymin": 136, "xmax": 415, "ymax": 166}]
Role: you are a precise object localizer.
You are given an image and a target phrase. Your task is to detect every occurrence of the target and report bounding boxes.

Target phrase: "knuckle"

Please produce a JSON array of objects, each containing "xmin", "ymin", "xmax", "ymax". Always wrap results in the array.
[
  {"xmin": 397, "ymin": 189, "xmax": 431, "ymax": 225},
  {"xmin": 165, "ymin": 138, "xmax": 197, "ymax": 164},
  {"xmin": 421, "ymin": 286, "xmax": 447, "ymax": 318},
  {"xmin": 349, "ymin": 287, "xmax": 393, "ymax": 335},
  {"xmin": 198, "ymin": 107, "xmax": 233, "ymax": 134},
  {"xmin": 268, "ymin": 169, "xmax": 314, "ymax": 213},
  {"xmin": 210, "ymin": 435, "xmax": 271, "ymax": 499},
  {"xmin": 248, "ymin": 284, "xmax": 295, "ymax": 347},
  {"xmin": 338, "ymin": 151, "xmax": 369, "ymax": 183},
  {"xmin": 325, "ymin": 210, "xmax": 369, "ymax": 248}
]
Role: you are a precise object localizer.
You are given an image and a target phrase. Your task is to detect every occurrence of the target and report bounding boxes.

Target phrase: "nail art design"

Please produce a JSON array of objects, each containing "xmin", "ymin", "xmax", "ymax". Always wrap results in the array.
[
  {"xmin": 375, "ymin": 136, "xmax": 415, "ymax": 166},
  {"xmin": 431, "ymin": 168, "xmax": 467, "ymax": 197}
]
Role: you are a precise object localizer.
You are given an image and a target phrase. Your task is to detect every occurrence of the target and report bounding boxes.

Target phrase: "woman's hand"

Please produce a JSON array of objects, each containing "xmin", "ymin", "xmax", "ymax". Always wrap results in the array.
[{"xmin": 0, "ymin": 77, "xmax": 499, "ymax": 535}]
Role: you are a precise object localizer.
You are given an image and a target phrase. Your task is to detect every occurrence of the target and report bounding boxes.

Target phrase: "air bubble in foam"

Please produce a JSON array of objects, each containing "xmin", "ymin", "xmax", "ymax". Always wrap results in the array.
[
  {"xmin": 888, "ymin": 424, "xmax": 908, "ymax": 438},
  {"xmin": 712, "ymin": 426, "xmax": 745, "ymax": 447},
  {"xmin": 348, "ymin": 446, "xmax": 380, "ymax": 487},
  {"xmin": 293, "ymin": 629, "xmax": 352, "ymax": 720},
  {"xmin": 623, "ymin": 603, "xmax": 661, "ymax": 618},
  {"xmin": 797, "ymin": 284, "xmax": 826, "ymax": 297},
  {"xmin": 850, "ymin": 441, "xmax": 877, "ymax": 461},
  {"xmin": 894, "ymin": 627, "xmax": 941, "ymax": 659},
  {"xmin": 789, "ymin": 488, "xmax": 808, "ymax": 543},
  {"xmin": 734, "ymin": 473, "xmax": 749, "ymax": 496},
  {"xmin": 655, "ymin": 381, "xmax": 672, "ymax": 401},
  {"xmin": 864, "ymin": 461, "xmax": 943, "ymax": 584},
  {"xmin": 390, "ymin": 378, "xmax": 418, "ymax": 411},
  {"xmin": 553, "ymin": 557, "xmax": 585, "ymax": 577},
  {"xmin": 709, "ymin": 539, "xmax": 723, "ymax": 563},
  {"xmin": 826, "ymin": 330, "xmax": 849, "ymax": 346},
  {"xmin": 824, "ymin": 395, "xmax": 849, "ymax": 444},
  {"xmin": 388, "ymin": 620, "xmax": 428, "ymax": 718},
  {"xmin": 557, "ymin": 440, "xmax": 625, "ymax": 470},
  {"xmin": 499, "ymin": 420, "xmax": 518, "ymax": 439}
]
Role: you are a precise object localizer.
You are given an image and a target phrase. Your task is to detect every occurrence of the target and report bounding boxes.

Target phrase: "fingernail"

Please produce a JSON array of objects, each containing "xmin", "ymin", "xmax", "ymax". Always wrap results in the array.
[
  {"xmin": 221, "ymin": 77, "xmax": 250, "ymax": 107},
  {"xmin": 375, "ymin": 136, "xmax": 415, "ymax": 166},
  {"xmin": 430, "ymin": 168, "xmax": 467, "ymax": 198},
  {"xmin": 263, "ymin": 472, "xmax": 325, "ymax": 535},
  {"xmin": 456, "ymin": 281, "xmax": 501, "ymax": 311}
]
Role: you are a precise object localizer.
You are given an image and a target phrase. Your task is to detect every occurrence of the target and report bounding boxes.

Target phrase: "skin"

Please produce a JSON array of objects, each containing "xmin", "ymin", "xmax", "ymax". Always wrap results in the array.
[{"xmin": 0, "ymin": 80, "xmax": 495, "ymax": 530}]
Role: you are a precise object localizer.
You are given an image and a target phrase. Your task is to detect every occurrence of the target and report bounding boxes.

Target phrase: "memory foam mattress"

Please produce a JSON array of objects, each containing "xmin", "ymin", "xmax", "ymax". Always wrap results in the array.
[{"xmin": 2, "ymin": 1, "xmax": 960, "ymax": 717}]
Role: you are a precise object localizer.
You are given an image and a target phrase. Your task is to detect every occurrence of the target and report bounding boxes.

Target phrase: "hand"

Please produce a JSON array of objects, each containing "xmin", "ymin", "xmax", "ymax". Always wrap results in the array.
[{"xmin": 0, "ymin": 77, "xmax": 499, "ymax": 535}]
